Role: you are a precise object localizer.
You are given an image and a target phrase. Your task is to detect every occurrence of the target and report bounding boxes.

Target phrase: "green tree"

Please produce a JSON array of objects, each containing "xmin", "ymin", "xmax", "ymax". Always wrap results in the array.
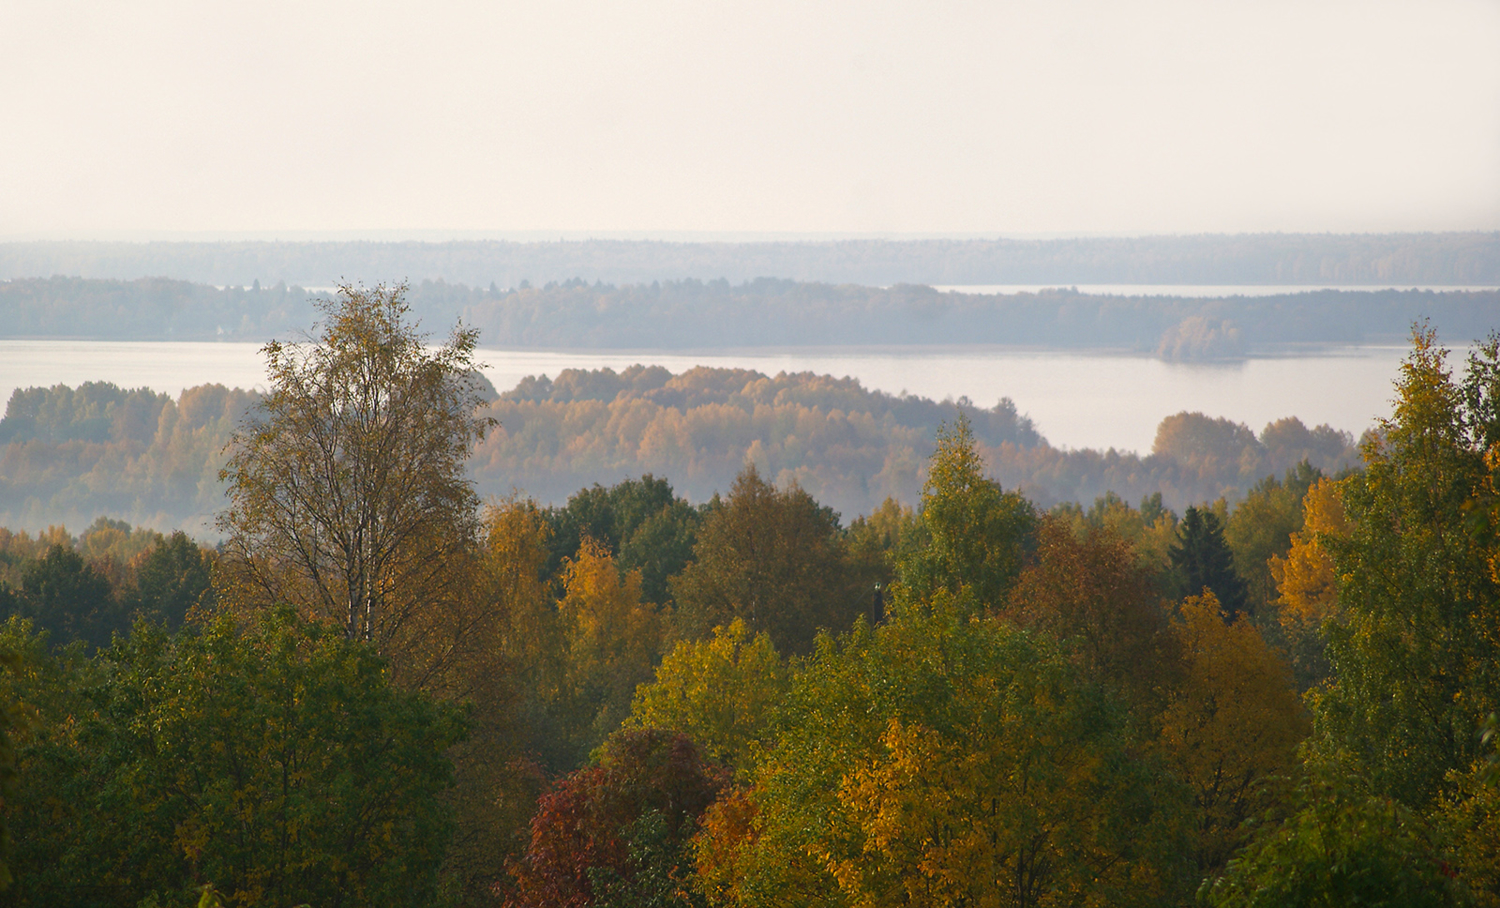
[
  {"xmin": 2, "ymin": 609, "xmax": 464, "ymax": 908},
  {"xmin": 544, "ymin": 476, "xmax": 701, "ymax": 606},
  {"xmin": 1312, "ymin": 327, "xmax": 1500, "ymax": 808},
  {"xmin": 126, "ymin": 530, "xmax": 215, "ymax": 629},
  {"xmin": 1224, "ymin": 461, "xmax": 1322, "ymax": 617},
  {"xmin": 7, "ymin": 544, "xmax": 124, "ymax": 651},
  {"xmin": 723, "ymin": 602, "xmax": 1188, "ymax": 908},
  {"xmin": 894, "ymin": 415, "xmax": 1037, "ymax": 612},
  {"xmin": 670, "ymin": 466, "xmax": 864, "ymax": 655},
  {"xmin": 1202, "ymin": 778, "xmax": 1464, "ymax": 908},
  {"xmin": 217, "ymin": 282, "xmax": 495, "ymax": 680},
  {"xmin": 1169, "ymin": 506, "xmax": 1249, "ymax": 618}
]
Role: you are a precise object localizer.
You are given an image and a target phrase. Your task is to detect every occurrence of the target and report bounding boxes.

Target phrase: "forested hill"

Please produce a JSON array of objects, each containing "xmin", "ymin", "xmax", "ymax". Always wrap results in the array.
[
  {"xmin": 4, "ymin": 275, "xmax": 1497, "ymax": 358},
  {"xmin": 3, "ymin": 232, "xmax": 1497, "ymax": 286},
  {"xmin": 451, "ymin": 280, "xmax": 1499, "ymax": 356},
  {"xmin": 0, "ymin": 368, "xmax": 1358, "ymax": 533}
]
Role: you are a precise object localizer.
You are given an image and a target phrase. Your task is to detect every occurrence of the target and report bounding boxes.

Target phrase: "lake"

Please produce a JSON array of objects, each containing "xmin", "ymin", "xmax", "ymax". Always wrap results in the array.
[
  {"xmin": 0, "ymin": 339, "xmax": 1418, "ymax": 453},
  {"xmin": 935, "ymin": 283, "xmax": 1500, "ymax": 297}
]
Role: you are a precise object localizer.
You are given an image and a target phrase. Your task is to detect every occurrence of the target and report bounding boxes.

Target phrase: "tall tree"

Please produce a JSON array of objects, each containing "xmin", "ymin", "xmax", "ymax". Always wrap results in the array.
[
  {"xmin": 543, "ymin": 476, "xmax": 701, "ymax": 606},
  {"xmin": 1312, "ymin": 327, "xmax": 1500, "ymax": 808},
  {"xmin": 217, "ymin": 283, "xmax": 495, "ymax": 674},
  {"xmin": 6, "ymin": 544, "xmax": 123, "ymax": 651},
  {"xmin": 1005, "ymin": 518, "xmax": 1179, "ymax": 712},
  {"xmin": 1156, "ymin": 593, "xmax": 1308, "ymax": 877},
  {"xmin": 1169, "ymin": 506, "xmax": 1249, "ymax": 618},
  {"xmin": 1224, "ymin": 461, "xmax": 1322, "ymax": 616},
  {"xmin": 724, "ymin": 605, "xmax": 1188, "ymax": 908},
  {"xmin": 126, "ymin": 530, "xmax": 214, "ymax": 629},
  {"xmin": 626, "ymin": 619, "xmax": 789, "ymax": 770},
  {"xmin": 894, "ymin": 415, "xmax": 1037, "ymax": 612}
]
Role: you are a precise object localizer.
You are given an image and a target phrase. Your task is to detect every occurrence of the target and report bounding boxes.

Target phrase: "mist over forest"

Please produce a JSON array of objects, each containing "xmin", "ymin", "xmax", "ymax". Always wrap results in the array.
[
  {"xmin": 8, "ymin": 0, "xmax": 1500, "ymax": 899},
  {"xmin": 2, "ymin": 236, "xmax": 1498, "ymax": 906}
]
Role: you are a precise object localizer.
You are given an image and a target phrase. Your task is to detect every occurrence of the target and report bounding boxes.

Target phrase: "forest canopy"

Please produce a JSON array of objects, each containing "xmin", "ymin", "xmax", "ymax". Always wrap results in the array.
[
  {"xmin": 3, "ymin": 303, "xmax": 1498, "ymax": 906},
  {"xmin": 0, "ymin": 368, "xmax": 1358, "ymax": 533}
]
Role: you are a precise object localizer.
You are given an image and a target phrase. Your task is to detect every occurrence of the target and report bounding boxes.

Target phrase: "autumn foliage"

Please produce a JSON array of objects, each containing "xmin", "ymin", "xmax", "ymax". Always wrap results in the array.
[{"xmin": 507, "ymin": 730, "xmax": 727, "ymax": 908}]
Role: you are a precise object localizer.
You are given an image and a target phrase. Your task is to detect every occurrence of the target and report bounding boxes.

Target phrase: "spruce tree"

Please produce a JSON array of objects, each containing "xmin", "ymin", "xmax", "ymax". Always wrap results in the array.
[{"xmin": 1170, "ymin": 506, "xmax": 1249, "ymax": 618}]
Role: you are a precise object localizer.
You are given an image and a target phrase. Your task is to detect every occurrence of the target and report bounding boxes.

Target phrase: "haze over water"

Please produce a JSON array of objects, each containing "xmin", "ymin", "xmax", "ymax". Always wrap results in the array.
[{"xmin": 0, "ymin": 340, "xmax": 1412, "ymax": 454}]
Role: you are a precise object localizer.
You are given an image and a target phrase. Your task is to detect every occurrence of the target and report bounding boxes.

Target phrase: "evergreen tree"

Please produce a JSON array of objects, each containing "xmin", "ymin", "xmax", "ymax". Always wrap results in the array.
[{"xmin": 1170, "ymin": 506, "xmax": 1249, "ymax": 618}]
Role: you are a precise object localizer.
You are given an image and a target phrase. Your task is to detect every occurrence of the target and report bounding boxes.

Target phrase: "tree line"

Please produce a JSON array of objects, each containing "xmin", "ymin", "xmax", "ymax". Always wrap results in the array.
[
  {"xmin": 0, "ymin": 365, "xmax": 1355, "ymax": 532},
  {"xmin": 0, "ymin": 284, "xmax": 1496, "ymax": 906},
  {"xmin": 3, "ymin": 274, "xmax": 1498, "ymax": 358},
  {"xmin": 4, "ymin": 232, "xmax": 1497, "ymax": 287}
]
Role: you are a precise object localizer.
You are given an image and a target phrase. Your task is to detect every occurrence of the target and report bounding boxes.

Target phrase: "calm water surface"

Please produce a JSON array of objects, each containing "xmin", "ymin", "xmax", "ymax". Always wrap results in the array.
[
  {"xmin": 0, "ymin": 340, "xmax": 1413, "ymax": 454},
  {"xmin": 936, "ymin": 283, "xmax": 1500, "ymax": 296}
]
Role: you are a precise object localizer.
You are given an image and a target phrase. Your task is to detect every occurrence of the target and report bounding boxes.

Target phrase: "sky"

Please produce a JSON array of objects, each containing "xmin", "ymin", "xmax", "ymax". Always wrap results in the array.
[{"xmin": 3, "ymin": 0, "xmax": 1499, "ymax": 239}]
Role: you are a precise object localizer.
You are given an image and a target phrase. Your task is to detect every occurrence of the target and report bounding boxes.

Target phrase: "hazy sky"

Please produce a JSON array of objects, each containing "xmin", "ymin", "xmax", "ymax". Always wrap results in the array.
[{"xmin": 4, "ymin": 0, "xmax": 1498, "ymax": 238}]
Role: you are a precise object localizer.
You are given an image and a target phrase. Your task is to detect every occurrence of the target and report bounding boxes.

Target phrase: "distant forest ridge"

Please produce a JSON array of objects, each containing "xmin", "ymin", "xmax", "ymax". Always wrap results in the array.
[
  {"xmin": 2, "ymin": 232, "xmax": 1497, "ymax": 287},
  {"xmin": 2, "ymin": 275, "xmax": 1497, "ymax": 359},
  {"xmin": 0, "ymin": 370, "xmax": 1360, "ymax": 534}
]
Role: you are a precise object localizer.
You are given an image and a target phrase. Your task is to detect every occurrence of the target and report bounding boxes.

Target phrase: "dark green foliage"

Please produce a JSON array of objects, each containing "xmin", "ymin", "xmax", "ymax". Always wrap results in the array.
[
  {"xmin": 1202, "ymin": 779, "xmax": 1464, "ymax": 908},
  {"xmin": 543, "ymin": 475, "xmax": 701, "ymax": 605},
  {"xmin": 0, "ymin": 647, "xmax": 20, "ymax": 892},
  {"xmin": 1169, "ymin": 506, "xmax": 1249, "ymax": 617},
  {"xmin": 588, "ymin": 810, "xmax": 705, "ymax": 908},
  {"xmin": 6, "ymin": 544, "xmax": 125, "ymax": 651},
  {"xmin": 126, "ymin": 531, "xmax": 214, "ymax": 629},
  {"xmin": 2, "ymin": 608, "xmax": 464, "ymax": 908},
  {"xmin": 669, "ymin": 466, "xmax": 869, "ymax": 655}
]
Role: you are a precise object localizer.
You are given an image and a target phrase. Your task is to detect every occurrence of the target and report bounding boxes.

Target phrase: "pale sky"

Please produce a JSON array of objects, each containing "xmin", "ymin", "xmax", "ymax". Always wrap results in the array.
[{"xmin": 3, "ymin": 0, "xmax": 1498, "ymax": 238}]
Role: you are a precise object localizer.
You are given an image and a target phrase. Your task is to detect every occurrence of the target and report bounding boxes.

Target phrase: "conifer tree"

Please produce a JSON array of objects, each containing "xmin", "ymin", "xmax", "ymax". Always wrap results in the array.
[{"xmin": 1170, "ymin": 506, "xmax": 1249, "ymax": 618}]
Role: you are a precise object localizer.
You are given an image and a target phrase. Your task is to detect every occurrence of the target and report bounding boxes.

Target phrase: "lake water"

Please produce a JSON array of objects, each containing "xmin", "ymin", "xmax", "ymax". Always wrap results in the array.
[
  {"xmin": 0, "ymin": 339, "xmax": 1416, "ymax": 454},
  {"xmin": 935, "ymin": 284, "xmax": 1500, "ymax": 297}
]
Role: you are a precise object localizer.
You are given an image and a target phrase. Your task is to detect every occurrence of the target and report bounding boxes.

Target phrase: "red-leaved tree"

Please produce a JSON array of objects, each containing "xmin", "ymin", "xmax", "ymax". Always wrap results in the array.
[{"xmin": 506, "ymin": 729, "xmax": 727, "ymax": 908}]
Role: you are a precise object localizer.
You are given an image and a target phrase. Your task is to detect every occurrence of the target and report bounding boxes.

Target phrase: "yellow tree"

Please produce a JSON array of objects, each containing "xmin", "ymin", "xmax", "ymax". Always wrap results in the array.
[
  {"xmin": 1156, "ymin": 592, "xmax": 1309, "ymax": 876},
  {"xmin": 626, "ymin": 618, "xmax": 788, "ymax": 770},
  {"xmin": 1267, "ymin": 477, "xmax": 1349, "ymax": 630},
  {"xmin": 723, "ymin": 604, "xmax": 1188, "ymax": 908},
  {"xmin": 557, "ymin": 538, "xmax": 664, "ymax": 760}
]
